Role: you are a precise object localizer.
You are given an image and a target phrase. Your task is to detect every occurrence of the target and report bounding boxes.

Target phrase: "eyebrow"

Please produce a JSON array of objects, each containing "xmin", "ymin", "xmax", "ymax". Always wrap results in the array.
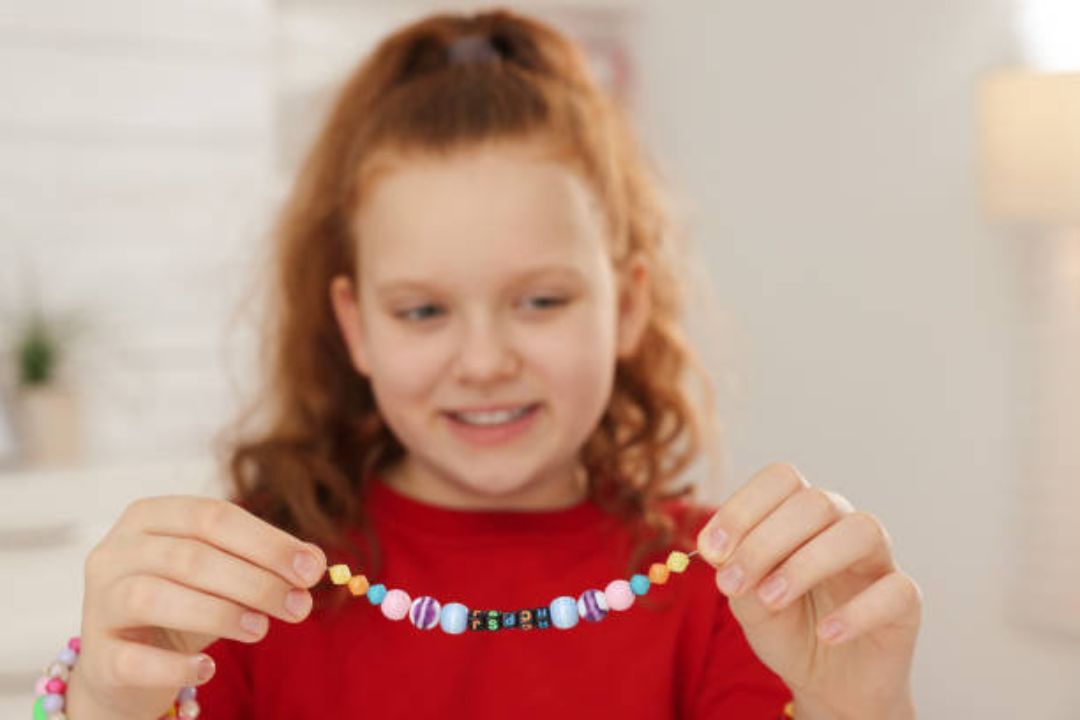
[{"xmin": 374, "ymin": 264, "xmax": 586, "ymax": 297}]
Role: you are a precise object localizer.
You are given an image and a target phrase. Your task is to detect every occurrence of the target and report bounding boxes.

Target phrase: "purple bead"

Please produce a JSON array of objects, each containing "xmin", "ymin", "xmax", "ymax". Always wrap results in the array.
[
  {"xmin": 178, "ymin": 686, "xmax": 197, "ymax": 702},
  {"xmin": 43, "ymin": 693, "xmax": 65, "ymax": 713},
  {"xmin": 577, "ymin": 589, "xmax": 609, "ymax": 622},
  {"xmin": 408, "ymin": 596, "xmax": 442, "ymax": 630},
  {"xmin": 58, "ymin": 647, "xmax": 77, "ymax": 666}
]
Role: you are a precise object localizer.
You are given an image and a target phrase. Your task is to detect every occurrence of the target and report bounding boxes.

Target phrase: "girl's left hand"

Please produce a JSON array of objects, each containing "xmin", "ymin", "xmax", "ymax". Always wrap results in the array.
[{"xmin": 696, "ymin": 463, "xmax": 922, "ymax": 719}]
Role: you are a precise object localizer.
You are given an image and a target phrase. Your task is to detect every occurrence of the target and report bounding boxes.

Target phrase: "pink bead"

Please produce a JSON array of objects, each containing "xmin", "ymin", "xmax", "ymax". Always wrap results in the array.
[
  {"xmin": 604, "ymin": 579, "xmax": 636, "ymax": 611},
  {"xmin": 34, "ymin": 676, "xmax": 48, "ymax": 695},
  {"xmin": 380, "ymin": 589, "xmax": 412, "ymax": 621},
  {"xmin": 68, "ymin": 637, "xmax": 81, "ymax": 653},
  {"xmin": 46, "ymin": 677, "xmax": 66, "ymax": 694}
]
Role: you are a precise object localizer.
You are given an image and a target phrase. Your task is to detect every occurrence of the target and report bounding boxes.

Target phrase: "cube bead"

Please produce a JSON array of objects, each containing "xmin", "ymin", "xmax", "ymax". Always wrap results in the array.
[
  {"xmin": 347, "ymin": 574, "xmax": 370, "ymax": 596},
  {"xmin": 666, "ymin": 551, "xmax": 690, "ymax": 573},
  {"xmin": 328, "ymin": 564, "xmax": 352, "ymax": 585},
  {"xmin": 648, "ymin": 562, "xmax": 670, "ymax": 585}
]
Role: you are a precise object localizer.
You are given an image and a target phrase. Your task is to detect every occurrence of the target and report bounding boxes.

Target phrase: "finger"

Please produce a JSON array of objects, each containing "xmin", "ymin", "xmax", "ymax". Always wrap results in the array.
[
  {"xmin": 696, "ymin": 462, "xmax": 809, "ymax": 565},
  {"xmin": 711, "ymin": 486, "xmax": 854, "ymax": 599},
  {"xmin": 106, "ymin": 573, "xmax": 272, "ymax": 645},
  {"xmin": 815, "ymin": 570, "xmax": 923, "ymax": 645},
  {"xmin": 126, "ymin": 533, "xmax": 313, "ymax": 625},
  {"xmin": 752, "ymin": 510, "xmax": 892, "ymax": 611},
  {"xmin": 120, "ymin": 496, "xmax": 327, "ymax": 588},
  {"xmin": 97, "ymin": 636, "xmax": 217, "ymax": 689}
]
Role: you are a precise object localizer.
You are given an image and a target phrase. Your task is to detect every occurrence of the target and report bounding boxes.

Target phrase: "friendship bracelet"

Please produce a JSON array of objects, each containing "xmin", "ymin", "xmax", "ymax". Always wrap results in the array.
[
  {"xmin": 326, "ymin": 549, "xmax": 702, "ymax": 633},
  {"xmin": 32, "ymin": 636, "xmax": 199, "ymax": 719}
]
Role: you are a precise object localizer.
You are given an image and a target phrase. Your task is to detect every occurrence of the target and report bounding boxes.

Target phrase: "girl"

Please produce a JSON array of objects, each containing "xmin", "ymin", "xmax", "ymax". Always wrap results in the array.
[{"xmin": 53, "ymin": 8, "xmax": 921, "ymax": 719}]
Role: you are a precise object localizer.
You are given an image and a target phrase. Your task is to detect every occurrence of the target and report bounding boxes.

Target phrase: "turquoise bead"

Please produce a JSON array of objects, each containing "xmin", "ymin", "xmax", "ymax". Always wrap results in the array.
[
  {"xmin": 549, "ymin": 596, "xmax": 579, "ymax": 629},
  {"xmin": 367, "ymin": 583, "xmax": 387, "ymax": 605},
  {"xmin": 440, "ymin": 602, "xmax": 469, "ymax": 634},
  {"xmin": 630, "ymin": 574, "xmax": 651, "ymax": 595}
]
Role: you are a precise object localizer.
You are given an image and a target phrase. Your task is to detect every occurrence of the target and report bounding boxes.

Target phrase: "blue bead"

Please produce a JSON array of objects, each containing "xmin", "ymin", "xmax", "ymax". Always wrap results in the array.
[
  {"xmin": 439, "ymin": 602, "xmax": 469, "ymax": 635},
  {"xmin": 367, "ymin": 583, "xmax": 387, "ymax": 605},
  {"xmin": 549, "ymin": 596, "xmax": 579, "ymax": 629},
  {"xmin": 178, "ymin": 687, "xmax": 197, "ymax": 702},
  {"xmin": 58, "ymin": 647, "xmax": 77, "ymax": 666},
  {"xmin": 501, "ymin": 611, "xmax": 517, "ymax": 629},
  {"xmin": 43, "ymin": 694, "xmax": 64, "ymax": 713},
  {"xmin": 630, "ymin": 574, "xmax": 651, "ymax": 596}
]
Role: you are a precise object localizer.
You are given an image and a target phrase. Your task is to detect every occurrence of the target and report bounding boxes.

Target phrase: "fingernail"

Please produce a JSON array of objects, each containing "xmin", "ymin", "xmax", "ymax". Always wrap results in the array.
[
  {"xmin": 717, "ymin": 564, "xmax": 744, "ymax": 595},
  {"xmin": 240, "ymin": 612, "xmax": 268, "ymax": 636},
  {"xmin": 195, "ymin": 655, "xmax": 216, "ymax": 684},
  {"xmin": 293, "ymin": 551, "xmax": 321, "ymax": 585},
  {"xmin": 757, "ymin": 575, "xmax": 788, "ymax": 606},
  {"xmin": 818, "ymin": 618, "xmax": 845, "ymax": 643},
  {"xmin": 706, "ymin": 526, "xmax": 729, "ymax": 559},
  {"xmin": 285, "ymin": 589, "xmax": 312, "ymax": 619}
]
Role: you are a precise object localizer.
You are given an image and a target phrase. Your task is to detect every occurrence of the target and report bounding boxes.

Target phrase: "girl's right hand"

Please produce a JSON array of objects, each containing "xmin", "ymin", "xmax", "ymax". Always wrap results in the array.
[{"xmin": 66, "ymin": 495, "xmax": 328, "ymax": 720}]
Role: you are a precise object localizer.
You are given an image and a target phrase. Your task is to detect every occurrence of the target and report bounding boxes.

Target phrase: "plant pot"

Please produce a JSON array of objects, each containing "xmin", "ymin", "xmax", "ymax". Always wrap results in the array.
[{"xmin": 14, "ymin": 383, "xmax": 82, "ymax": 468}]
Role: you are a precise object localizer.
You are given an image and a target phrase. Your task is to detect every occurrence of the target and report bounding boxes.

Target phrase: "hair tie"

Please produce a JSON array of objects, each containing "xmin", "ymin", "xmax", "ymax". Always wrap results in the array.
[{"xmin": 447, "ymin": 33, "xmax": 500, "ymax": 65}]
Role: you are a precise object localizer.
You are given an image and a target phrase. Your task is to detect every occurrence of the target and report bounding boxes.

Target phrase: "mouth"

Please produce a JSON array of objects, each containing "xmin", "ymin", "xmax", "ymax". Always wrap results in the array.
[{"xmin": 444, "ymin": 403, "xmax": 541, "ymax": 427}]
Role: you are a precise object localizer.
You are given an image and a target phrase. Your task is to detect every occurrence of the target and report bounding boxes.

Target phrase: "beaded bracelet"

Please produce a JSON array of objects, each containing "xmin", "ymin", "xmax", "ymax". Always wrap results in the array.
[
  {"xmin": 32, "ymin": 636, "xmax": 199, "ymax": 719},
  {"xmin": 327, "ymin": 548, "xmax": 702, "ymax": 633}
]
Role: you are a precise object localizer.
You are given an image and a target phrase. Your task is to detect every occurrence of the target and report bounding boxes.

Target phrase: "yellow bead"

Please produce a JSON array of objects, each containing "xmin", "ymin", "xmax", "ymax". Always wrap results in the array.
[
  {"xmin": 666, "ymin": 551, "xmax": 690, "ymax": 573},
  {"xmin": 783, "ymin": 700, "xmax": 795, "ymax": 717},
  {"xmin": 648, "ymin": 562, "xmax": 670, "ymax": 585},
  {"xmin": 328, "ymin": 564, "xmax": 352, "ymax": 585},
  {"xmin": 347, "ymin": 574, "xmax": 370, "ymax": 597}
]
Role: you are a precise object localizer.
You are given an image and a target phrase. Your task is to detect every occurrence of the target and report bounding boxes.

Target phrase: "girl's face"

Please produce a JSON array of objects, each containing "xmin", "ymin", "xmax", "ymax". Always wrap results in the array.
[{"xmin": 330, "ymin": 138, "xmax": 650, "ymax": 511}]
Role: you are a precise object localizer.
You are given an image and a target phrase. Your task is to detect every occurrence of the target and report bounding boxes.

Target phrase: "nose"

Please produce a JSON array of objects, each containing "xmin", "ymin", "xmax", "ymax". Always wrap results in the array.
[{"xmin": 451, "ymin": 313, "xmax": 521, "ymax": 384}]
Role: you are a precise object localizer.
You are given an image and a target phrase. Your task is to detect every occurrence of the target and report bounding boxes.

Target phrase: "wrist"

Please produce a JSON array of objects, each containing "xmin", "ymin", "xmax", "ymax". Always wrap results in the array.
[{"xmin": 791, "ymin": 690, "xmax": 916, "ymax": 720}]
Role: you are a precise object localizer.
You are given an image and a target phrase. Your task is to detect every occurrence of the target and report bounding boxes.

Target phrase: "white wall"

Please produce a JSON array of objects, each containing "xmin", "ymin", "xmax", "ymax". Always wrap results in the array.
[{"xmin": 632, "ymin": 0, "xmax": 1080, "ymax": 716}]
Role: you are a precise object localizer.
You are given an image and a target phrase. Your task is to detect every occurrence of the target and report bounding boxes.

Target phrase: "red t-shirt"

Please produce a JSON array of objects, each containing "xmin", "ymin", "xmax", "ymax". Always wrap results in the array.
[{"xmin": 199, "ymin": 477, "xmax": 792, "ymax": 718}]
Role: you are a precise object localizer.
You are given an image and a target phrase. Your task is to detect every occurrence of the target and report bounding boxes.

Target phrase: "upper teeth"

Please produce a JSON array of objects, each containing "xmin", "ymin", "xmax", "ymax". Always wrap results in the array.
[{"xmin": 454, "ymin": 405, "xmax": 532, "ymax": 425}]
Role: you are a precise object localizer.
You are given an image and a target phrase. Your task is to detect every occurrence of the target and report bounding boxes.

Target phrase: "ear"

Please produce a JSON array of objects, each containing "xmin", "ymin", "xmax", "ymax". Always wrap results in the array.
[
  {"xmin": 615, "ymin": 251, "xmax": 651, "ymax": 359},
  {"xmin": 329, "ymin": 274, "xmax": 372, "ymax": 377}
]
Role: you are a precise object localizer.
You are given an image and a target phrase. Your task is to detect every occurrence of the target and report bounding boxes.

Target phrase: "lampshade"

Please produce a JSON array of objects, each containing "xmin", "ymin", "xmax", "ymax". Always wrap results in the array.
[{"xmin": 977, "ymin": 70, "xmax": 1080, "ymax": 224}]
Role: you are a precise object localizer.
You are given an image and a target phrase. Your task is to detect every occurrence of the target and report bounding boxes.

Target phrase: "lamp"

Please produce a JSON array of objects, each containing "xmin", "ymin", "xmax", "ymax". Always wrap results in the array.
[{"xmin": 977, "ymin": 69, "xmax": 1080, "ymax": 640}]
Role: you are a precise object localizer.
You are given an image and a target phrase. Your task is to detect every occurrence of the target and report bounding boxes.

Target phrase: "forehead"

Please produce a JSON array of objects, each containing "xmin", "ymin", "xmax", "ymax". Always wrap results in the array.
[{"xmin": 352, "ymin": 141, "xmax": 609, "ymax": 284}]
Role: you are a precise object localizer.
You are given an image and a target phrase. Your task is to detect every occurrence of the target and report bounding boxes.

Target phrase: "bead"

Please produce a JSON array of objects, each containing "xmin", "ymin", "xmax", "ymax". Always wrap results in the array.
[
  {"xmin": 43, "ymin": 693, "xmax": 64, "ymax": 713},
  {"xmin": 347, "ymin": 575, "xmax": 370, "ymax": 597},
  {"xmin": 32, "ymin": 696, "xmax": 45, "ymax": 720},
  {"xmin": 178, "ymin": 687, "xmax": 197, "ymax": 702},
  {"xmin": 45, "ymin": 677, "xmax": 66, "ymax": 694},
  {"xmin": 68, "ymin": 636, "xmax": 80, "ymax": 654},
  {"xmin": 500, "ymin": 611, "xmax": 517, "ymax": 629},
  {"xmin": 648, "ymin": 562, "xmax": 670, "ymax": 585},
  {"xmin": 630, "ymin": 573, "xmax": 651, "ymax": 595},
  {"xmin": 535, "ymin": 606, "xmax": 551, "ymax": 629},
  {"xmin": 44, "ymin": 662, "xmax": 69, "ymax": 682},
  {"xmin": 328, "ymin": 564, "xmax": 351, "ymax": 585},
  {"xmin": 577, "ymin": 589, "xmax": 608, "ymax": 622},
  {"xmin": 178, "ymin": 697, "xmax": 201, "ymax": 718},
  {"xmin": 666, "ymin": 551, "xmax": 690, "ymax": 573},
  {"xmin": 604, "ymin": 579, "xmax": 636, "ymax": 611},
  {"xmin": 549, "ymin": 596, "xmax": 578, "ymax": 629},
  {"xmin": 468, "ymin": 609, "xmax": 487, "ymax": 631},
  {"xmin": 380, "ymin": 589, "xmax": 411, "ymax": 621},
  {"xmin": 58, "ymin": 647, "xmax": 77, "ymax": 667},
  {"xmin": 517, "ymin": 608, "xmax": 535, "ymax": 630},
  {"xmin": 485, "ymin": 610, "xmax": 501, "ymax": 631},
  {"xmin": 409, "ymin": 596, "xmax": 441, "ymax": 630},
  {"xmin": 367, "ymin": 583, "xmax": 387, "ymax": 605},
  {"xmin": 34, "ymin": 676, "xmax": 49, "ymax": 695},
  {"xmin": 439, "ymin": 602, "xmax": 469, "ymax": 634}
]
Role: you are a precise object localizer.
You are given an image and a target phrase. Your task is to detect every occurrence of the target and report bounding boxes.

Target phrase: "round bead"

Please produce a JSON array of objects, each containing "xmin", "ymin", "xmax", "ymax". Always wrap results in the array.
[
  {"xmin": 328, "ymin": 564, "xmax": 352, "ymax": 585},
  {"xmin": 58, "ymin": 647, "xmax": 77, "ymax": 667},
  {"xmin": 380, "ymin": 589, "xmax": 411, "ymax": 621},
  {"xmin": 178, "ymin": 697, "xmax": 201, "ymax": 717},
  {"xmin": 666, "ymin": 551, "xmax": 690, "ymax": 573},
  {"xmin": 31, "ymin": 696, "xmax": 45, "ymax": 720},
  {"xmin": 34, "ymin": 676, "xmax": 48, "ymax": 695},
  {"xmin": 45, "ymin": 677, "xmax": 66, "ymax": 694},
  {"xmin": 43, "ymin": 693, "xmax": 64, "ymax": 713},
  {"xmin": 604, "ymin": 579, "xmax": 636, "ymax": 611},
  {"xmin": 577, "ymin": 589, "xmax": 608, "ymax": 622},
  {"xmin": 68, "ymin": 637, "xmax": 80, "ymax": 654},
  {"xmin": 178, "ymin": 686, "xmax": 198, "ymax": 702},
  {"xmin": 347, "ymin": 574, "xmax": 370, "ymax": 597},
  {"xmin": 367, "ymin": 583, "xmax": 387, "ymax": 605},
  {"xmin": 44, "ymin": 662, "xmax": 69, "ymax": 682},
  {"xmin": 409, "ymin": 596, "xmax": 442, "ymax": 630},
  {"xmin": 439, "ymin": 602, "xmax": 469, "ymax": 635},
  {"xmin": 630, "ymin": 574, "xmax": 651, "ymax": 595},
  {"xmin": 648, "ymin": 562, "xmax": 670, "ymax": 585},
  {"xmin": 549, "ymin": 596, "xmax": 579, "ymax": 630}
]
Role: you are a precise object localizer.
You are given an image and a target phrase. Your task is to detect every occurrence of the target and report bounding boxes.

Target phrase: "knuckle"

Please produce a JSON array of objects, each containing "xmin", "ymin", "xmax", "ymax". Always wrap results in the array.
[
  {"xmin": 126, "ymin": 576, "xmax": 160, "ymax": 618},
  {"xmin": 196, "ymin": 498, "xmax": 232, "ymax": 537},
  {"xmin": 164, "ymin": 540, "xmax": 202, "ymax": 579},
  {"xmin": 765, "ymin": 461, "xmax": 808, "ymax": 492},
  {"xmin": 803, "ymin": 487, "xmax": 838, "ymax": 518},
  {"xmin": 852, "ymin": 510, "xmax": 892, "ymax": 551}
]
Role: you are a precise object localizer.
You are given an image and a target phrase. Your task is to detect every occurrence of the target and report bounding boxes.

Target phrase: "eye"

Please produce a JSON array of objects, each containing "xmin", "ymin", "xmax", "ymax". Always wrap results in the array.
[
  {"xmin": 397, "ymin": 304, "xmax": 443, "ymax": 322},
  {"xmin": 522, "ymin": 296, "xmax": 568, "ymax": 311}
]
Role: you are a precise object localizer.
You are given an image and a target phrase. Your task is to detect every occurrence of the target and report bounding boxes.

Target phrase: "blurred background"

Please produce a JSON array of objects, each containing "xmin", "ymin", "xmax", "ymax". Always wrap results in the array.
[{"xmin": 1, "ymin": 0, "xmax": 1077, "ymax": 716}]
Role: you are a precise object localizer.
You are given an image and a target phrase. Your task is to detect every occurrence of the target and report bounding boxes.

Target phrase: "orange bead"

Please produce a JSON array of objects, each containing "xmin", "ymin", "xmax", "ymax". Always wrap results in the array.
[
  {"xmin": 648, "ymin": 562, "xmax": 670, "ymax": 585},
  {"xmin": 347, "ymin": 574, "xmax": 370, "ymax": 597}
]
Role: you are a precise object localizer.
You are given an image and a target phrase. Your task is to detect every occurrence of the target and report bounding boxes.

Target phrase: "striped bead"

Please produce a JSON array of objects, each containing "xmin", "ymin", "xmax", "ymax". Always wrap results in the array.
[
  {"xmin": 577, "ymin": 589, "xmax": 608, "ymax": 622},
  {"xmin": 408, "ymin": 596, "xmax": 441, "ymax": 630}
]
